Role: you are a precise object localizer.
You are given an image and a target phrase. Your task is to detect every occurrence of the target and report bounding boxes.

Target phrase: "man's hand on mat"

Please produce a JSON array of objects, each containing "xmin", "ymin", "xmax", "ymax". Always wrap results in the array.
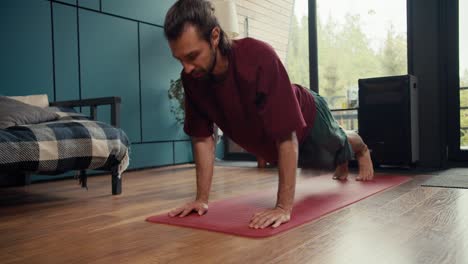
[
  {"xmin": 249, "ymin": 207, "xmax": 291, "ymax": 229},
  {"xmin": 168, "ymin": 201, "xmax": 209, "ymax": 217}
]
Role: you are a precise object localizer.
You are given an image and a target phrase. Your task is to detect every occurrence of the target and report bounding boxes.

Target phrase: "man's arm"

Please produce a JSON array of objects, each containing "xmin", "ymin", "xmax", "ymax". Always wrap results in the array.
[
  {"xmin": 249, "ymin": 131, "xmax": 298, "ymax": 229},
  {"xmin": 275, "ymin": 131, "xmax": 298, "ymax": 213},
  {"xmin": 168, "ymin": 136, "xmax": 215, "ymax": 217},
  {"xmin": 193, "ymin": 136, "xmax": 215, "ymax": 203}
]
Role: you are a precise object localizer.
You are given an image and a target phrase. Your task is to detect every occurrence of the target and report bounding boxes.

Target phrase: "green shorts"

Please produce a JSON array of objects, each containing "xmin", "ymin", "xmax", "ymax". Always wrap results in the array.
[{"xmin": 298, "ymin": 91, "xmax": 354, "ymax": 169}]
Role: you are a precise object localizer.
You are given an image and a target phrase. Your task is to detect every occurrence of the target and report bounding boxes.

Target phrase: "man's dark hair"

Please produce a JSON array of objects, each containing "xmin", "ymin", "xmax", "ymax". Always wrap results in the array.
[{"xmin": 164, "ymin": 0, "xmax": 231, "ymax": 55}]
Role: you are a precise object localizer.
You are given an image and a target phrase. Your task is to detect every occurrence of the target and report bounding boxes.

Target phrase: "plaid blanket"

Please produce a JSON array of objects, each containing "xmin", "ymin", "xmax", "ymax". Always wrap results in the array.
[{"xmin": 0, "ymin": 107, "xmax": 130, "ymax": 177}]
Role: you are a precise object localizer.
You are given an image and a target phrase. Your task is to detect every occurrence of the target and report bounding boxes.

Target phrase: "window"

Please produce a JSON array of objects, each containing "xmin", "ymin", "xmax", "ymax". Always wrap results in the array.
[
  {"xmin": 286, "ymin": 0, "xmax": 310, "ymax": 88},
  {"xmin": 316, "ymin": 0, "xmax": 408, "ymax": 130},
  {"xmin": 459, "ymin": 0, "xmax": 468, "ymax": 148}
]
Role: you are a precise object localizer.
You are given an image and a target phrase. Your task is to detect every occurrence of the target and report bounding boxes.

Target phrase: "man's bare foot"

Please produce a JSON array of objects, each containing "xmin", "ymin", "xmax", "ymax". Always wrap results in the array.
[
  {"xmin": 333, "ymin": 162, "xmax": 349, "ymax": 180},
  {"xmin": 344, "ymin": 130, "xmax": 374, "ymax": 181},
  {"xmin": 357, "ymin": 148, "xmax": 374, "ymax": 181}
]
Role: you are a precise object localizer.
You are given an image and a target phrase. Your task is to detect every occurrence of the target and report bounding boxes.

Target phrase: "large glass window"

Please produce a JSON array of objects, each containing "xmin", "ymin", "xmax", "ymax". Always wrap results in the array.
[
  {"xmin": 459, "ymin": 0, "xmax": 468, "ymax": 148},
  {"xmin": 316, "ymin": 0, "xmax": 408, "ymax": 130},
  {"xmin": 286, "ymin": 0, "xmax": 310, "ymax": 88}
]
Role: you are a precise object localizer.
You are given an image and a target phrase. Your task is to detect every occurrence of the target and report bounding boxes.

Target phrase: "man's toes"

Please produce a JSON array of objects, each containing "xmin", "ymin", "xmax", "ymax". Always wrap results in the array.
[
  {"xmin": 333, "ymin": 176, "xmax": 347, "ymax": 181},
  {"xmin": 361, "ymin": 172, "xmax": 374, "ymax": 181},
  {"xmin": 357, "ymin": 170, "xmax": 374, "ymax": 181},
  {"xmin": 333, "ymin": 172, "xmax": 348, "ymax": 180}
]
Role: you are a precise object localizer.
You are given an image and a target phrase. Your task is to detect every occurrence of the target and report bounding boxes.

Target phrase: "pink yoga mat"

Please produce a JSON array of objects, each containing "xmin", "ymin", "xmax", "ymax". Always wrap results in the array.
[{"xmin": 146, "ymin": 174, "xmax": 411, "ymax": 238}]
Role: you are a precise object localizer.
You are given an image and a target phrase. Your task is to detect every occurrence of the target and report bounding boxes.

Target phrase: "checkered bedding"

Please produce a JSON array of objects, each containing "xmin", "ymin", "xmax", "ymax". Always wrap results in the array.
[{"xmin": 0, "ymin": 106, "xmax": 130, "ymax": 176}]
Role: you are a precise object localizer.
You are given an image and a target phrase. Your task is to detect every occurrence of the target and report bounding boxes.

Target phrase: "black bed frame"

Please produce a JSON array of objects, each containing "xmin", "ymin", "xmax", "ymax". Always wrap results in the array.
[{"xmin": 0, "ymin": 96, "xmax": 123, "ymax": 195}]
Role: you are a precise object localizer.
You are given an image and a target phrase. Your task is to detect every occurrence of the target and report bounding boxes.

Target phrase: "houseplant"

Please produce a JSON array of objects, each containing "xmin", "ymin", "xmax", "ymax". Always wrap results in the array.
[{"xmin": 168, "ymin": 78, "xmax": 185, "ymax": 126}]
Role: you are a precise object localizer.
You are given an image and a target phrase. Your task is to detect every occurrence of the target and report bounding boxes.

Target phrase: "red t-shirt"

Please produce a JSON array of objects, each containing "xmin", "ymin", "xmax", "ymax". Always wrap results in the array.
[{"xmin": 182, "ymin": 38, "xmax": 316, "ymax": 162}]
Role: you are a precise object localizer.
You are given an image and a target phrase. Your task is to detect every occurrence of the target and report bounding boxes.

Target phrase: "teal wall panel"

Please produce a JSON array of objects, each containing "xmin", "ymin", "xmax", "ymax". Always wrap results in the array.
[
  {"xmin": 1, "ymin": 0, "xmax": 196, "ymax": 180},
  {"xmin": 129, "ymin": 143, "xmax": 174, "ymax": 169},
  {"xmin": 78, "ymin": 0, "xmax": 99, "ymax": 11},
  {"xmin": 175, "ymin": 141, "xmax": 193, "ymax": 164},
  {"xmin": 0, "ymin": 0, "xmax": 53, "ymax": 98},
  {"xmin": 102, "ymin": 0, "xmax": 176, "ymax": 26},
  {"xmin": 216, "ymin": 139, "xmax": 225, "ymax": 159},
  {"xmin": 53, "ymin": 3, "xmax": 80, "ymax": 101},
  {"xmin": 56, "ymin": 0, "xmax": 77, "ymax": 5},
  {"xmin": 79, "ymin": 9, "xmax": 141, "ymax": 142},
  {"xmin": 140, "ymin": 23, "xmax": 187, "ymax": 142}
]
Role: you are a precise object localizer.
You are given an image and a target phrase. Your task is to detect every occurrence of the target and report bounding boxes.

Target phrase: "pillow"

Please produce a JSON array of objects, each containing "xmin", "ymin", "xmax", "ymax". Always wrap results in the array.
[
  {"xmin": 47, "ymin": 106, "xmax": 89, "ymax": 121},
  {"xmin": 8, "ymin": 94, "xmax": 49, "ymax": 108},
  {"xmin": 0, "ymin": 96, "xmax": 59, "ymax": 129}
]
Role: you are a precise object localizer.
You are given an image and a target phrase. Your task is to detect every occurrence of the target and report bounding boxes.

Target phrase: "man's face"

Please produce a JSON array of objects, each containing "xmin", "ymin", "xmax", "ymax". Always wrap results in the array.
[{"xmin": 169, "ymin": 25, "xmax": 217, "ymax": 80}]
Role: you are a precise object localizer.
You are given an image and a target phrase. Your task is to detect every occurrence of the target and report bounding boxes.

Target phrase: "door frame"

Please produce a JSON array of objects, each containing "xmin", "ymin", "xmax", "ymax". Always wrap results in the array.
[{"xmin": 446, "ymin": 0, "xmax": 467, "ymax": 161}]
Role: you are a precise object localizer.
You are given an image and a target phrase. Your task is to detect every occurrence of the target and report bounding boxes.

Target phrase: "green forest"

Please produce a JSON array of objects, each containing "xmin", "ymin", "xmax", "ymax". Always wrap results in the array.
[
  {"xmin": 458, "ymin": 69, "xmax": 468, "ymax": 146},
  {"xmin": 286, "ymin": 13, "xmax": 468, "ymax": 145},
  {"xmin": 286, "ymin": 13, "xmax": 407, "ymax": 109}
]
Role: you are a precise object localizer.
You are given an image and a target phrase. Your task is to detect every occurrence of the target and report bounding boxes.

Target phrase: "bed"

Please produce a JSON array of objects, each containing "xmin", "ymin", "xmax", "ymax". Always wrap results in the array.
[{"xmin": 0, "ymin": 95, "xmax": 130, "ymax": 195}]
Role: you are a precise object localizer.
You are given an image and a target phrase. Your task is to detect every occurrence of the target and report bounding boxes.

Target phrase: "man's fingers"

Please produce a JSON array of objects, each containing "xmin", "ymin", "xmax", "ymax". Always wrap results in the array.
[
  {"xmin": 249, "ymin": 214, "xmax": 263, "ymax": 228},
  {"xmin": 249, "ymin": 215, "xmax": 259, "ymax": 225},
  {"xmin": 249, "ymin": 217, "xmax": 259, "ymax": 227},
  {"xmin": 273, "ymin": 214, "xmax": 290, "ymax": 228},
  {"xmin": 254, "ymin": 215, "xmax": 270, "ymax": 229},
  {"xmin": 260, "ymin": 216, "xmax": 276, "ymax": 229},
  {"xmin": 179, "ymin": 207, "xmax": 194, "ymax": 217},
  {"xmin": 250, "ymin": 211, "xmax": 270, "ymax": 224},
  {"xmin": 169, "ymin": 202, "xmax": 208, "ymax": 218},
  {"xmin": 168, "ymin": 207, "xmax": 184, "ymax": 217},
  {"xmin": 250, "ymin": 210, "xmax": 269, "ymax": 223},
  {"xmin": 249, "ymin": 209, "xmax": 291, "ymax": 229},
  {"xmin": 272, "ymin": 217, "xmax": 285, "ymax": 228},
  {"xmin": 251, "ymin": 213, "xmax": 276, "ymax": 229},
  {"xmin": 251, "ymin": 211, "xmax": 266, "ymax": 219}
]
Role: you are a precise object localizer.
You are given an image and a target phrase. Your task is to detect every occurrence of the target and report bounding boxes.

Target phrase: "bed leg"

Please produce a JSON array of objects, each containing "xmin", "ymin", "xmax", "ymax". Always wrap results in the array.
[
  {"xmin": 111, "ymin": 165, "xmax": 122, "ymax": 195},
  {"xmin": 79, "ymin": 170, "xmax": 88, "ymax": 190}
]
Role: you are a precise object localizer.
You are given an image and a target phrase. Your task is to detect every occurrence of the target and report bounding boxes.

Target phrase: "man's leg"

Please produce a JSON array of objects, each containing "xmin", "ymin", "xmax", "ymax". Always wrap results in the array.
[
  {"xmin": 345, "ymin": 130, "xmax": 374, "ymax": 180},
  {"xmin": 304, "ymin": 90, "xmax": 370, "ymax": 180}
]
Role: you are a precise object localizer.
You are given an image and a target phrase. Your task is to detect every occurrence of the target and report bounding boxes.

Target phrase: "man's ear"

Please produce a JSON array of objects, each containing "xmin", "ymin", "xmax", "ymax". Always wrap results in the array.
[{"xmin": 211, "ymin": 26, "xmax": 221, "ymax": 47}]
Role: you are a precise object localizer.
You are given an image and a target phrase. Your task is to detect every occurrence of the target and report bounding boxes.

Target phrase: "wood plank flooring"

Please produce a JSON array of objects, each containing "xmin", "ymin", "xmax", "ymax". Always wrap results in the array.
[{"xmin": 1, "ymin": 165, "xmax": 468, "ymax": 264}]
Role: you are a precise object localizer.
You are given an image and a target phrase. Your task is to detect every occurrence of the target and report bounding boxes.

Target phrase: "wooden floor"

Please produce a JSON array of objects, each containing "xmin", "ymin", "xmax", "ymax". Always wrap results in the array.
[{"xmin": 1, "ymin": 165, "xmax": 468, "ymax": 264}]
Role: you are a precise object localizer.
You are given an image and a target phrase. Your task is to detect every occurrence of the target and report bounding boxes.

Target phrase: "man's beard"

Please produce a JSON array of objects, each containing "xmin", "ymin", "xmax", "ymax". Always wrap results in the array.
[{"xmin": 191, "ymin": 47, "xmax": 217, "ymax": 80}]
